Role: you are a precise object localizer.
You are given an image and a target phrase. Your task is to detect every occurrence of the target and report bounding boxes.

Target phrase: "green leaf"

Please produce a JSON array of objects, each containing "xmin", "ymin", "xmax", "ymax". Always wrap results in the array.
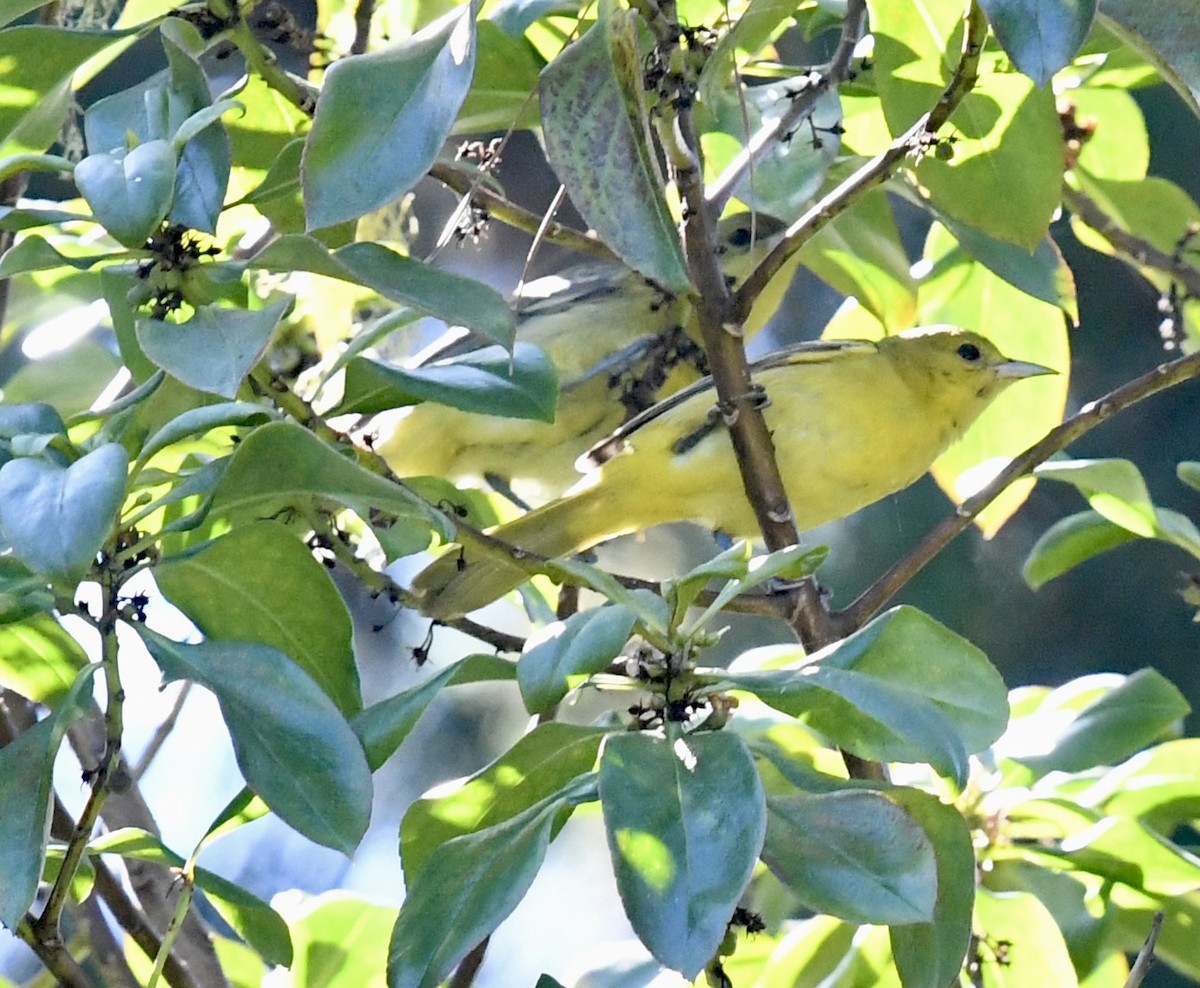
[
  {"xmin": 973, "ymin": 888, "xmax": 1078, "ymax": 986},
  {"xmin": 0, "ymin": 443, "xmax": 128, "ymax": 582},
  {"xmin": 0, "ymin": 26, "xmax": 128, "ymax": 156},
  {"xmin": 888, "ymin": 788, "xmax": 976, "ymax": 988},
  {"xmin": 1094, "ymin": 738, "xmax": 1200, "ymax": 831},
  {"xmin": 0, "ymin": 666, "xmax": 94, "ymax": 928},
  {"xmin": 247, "ymin": 237, "xmax": 515, "ymax": 348},
  {"xmin": 1052, "ymin": 816, "xmax": 1200, "ymax": 896},
  {"xmin": 517, "ymin": 605, "xmax": 637, "ymax": 712},
  {"xmin": 456, "ymin": 20, "xmax": 542, "ymax": 133},
  {"xmin": 336, "ymin": 343, "xmax": 557, "ymax": 422},
  {"xmin": 388, "ymin": 780, "xmax": 591, "ymax": 988},
  {"xmin": 136, "ymin": 401, "xmax": 276, "ymax": 467},
  {"xmin": 87, "ymin": 828, "xmax": 292, "ymax": 966},
  {"xmin": 138, "ymin": 629, "xmax": 373, "ymax": 854},
  {"xmin": 137, "ymin": 297, "xmax": 292, "ymax": 399},
  {"xmin": 154, "ymin": 521, "xmax": 360, "ymax": 716},
  {"xmin": 1100, "ymin": 1, "xmax": 1200, "ymax": 117},
  {"xmin": 1017, "ymin": 668, "xmax": 1190, "ymax": 776},
  {"xmin": 599, "ymin": 731, "xmax": 765, "ymax": 979},
  {"xmin": 401, "ymin": 722, "xmax": 603, "ymax": 882},
  {"xmin": 303, "ymin": 5, "xmax": 476, "ymax": 229},
  {"xmin": 1109, "ymin": 886, "xmax": 1200, "ymax": 981},
  {"xmin": 1179, "ymin": 460, "xmax": 1200, "ymax": 492},
  {"xmin": 208, "ymin": 421, "xmax": 448, "ymax": 540},
  {"xmin": 1034, "ymin": 458, "xmax": 1200, "ymax": 560},
  {"xmin": 978, "ymin": 0, "xmax": 1097, "ymax": 86},
  {"xmin": 74, "ymin": 140, "xmax": 177, "ymax": 248},
  {"xmin": 0, "ymin": 613, "xmax": 87, "ymax": 704},
  {"xmin": 762, "ymin": 790, "xmax": 936, "ymax": 925},
  {"xmin": 799, "ymin": 189, "xmax": 918, "ymax": 332},
  {"xmin": 1023, "ymin": 510, "xmax": 1140, "ymax": 589},
  {"xmin": 0, "ymin": 235, "xmax": 114, "ymax": 278},
  {"xmin": 285, "ymin": 892, "xmax": 397, "ymax": 987},
  {"xmin": 538, "ymin": 0, "xmax": 690, "ymax": 292},
  {"xmin": 1069, "ymin": 86, "xmax": 1149, "ymax": 181},
  {"xmin": 352, "ymin": 653, "xmax": 516, "ymax": 771}
]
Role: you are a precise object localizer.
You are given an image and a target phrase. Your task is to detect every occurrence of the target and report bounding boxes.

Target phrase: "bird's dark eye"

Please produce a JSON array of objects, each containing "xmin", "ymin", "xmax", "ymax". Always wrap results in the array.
[
  {"xmin": 727, "ymin": 226, "xmax": 753, "ymax": 249},
  {"xmin": 957, "ymin": 343, "xmax": 982, "ymax": 362}
]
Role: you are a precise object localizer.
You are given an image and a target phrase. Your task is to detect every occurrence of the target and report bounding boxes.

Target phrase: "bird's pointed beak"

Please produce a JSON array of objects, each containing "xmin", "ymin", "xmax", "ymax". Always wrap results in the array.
[{"xmin": 997, "ymin": 359, "xmax": 1057, "ymax": 379}]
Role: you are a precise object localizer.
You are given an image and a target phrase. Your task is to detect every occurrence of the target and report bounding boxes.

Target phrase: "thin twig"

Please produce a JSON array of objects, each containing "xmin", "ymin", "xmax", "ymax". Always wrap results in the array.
[
  {"xmin": 131, "ymin": 681, "xmax": 194, "ymax": 781},
  {"xmin": 1123, "ymin": 912, "xmax": 1164, "ymax": 988},
  {"xmin": 1062, "ymin": 183, "xmax": 1200, "ymax": 298},
  {"xmin": 349, "ymin": 0, "xmax": 374, "ymax": 55},
  {"xmin": 707, "ymin": 0, "xmax": 867, "ymax": 213},
  {"xmin": 837, "ymin": 345, "xmax": 1200, "ymax": 632},
  {"xmin": 734, "ymin": 1, "xmax": 988, "ymax": 322}
]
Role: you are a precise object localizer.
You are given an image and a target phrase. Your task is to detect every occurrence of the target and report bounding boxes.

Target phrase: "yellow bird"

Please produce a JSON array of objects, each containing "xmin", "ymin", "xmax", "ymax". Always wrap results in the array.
[
  {"xmin": 375, "ymin": 214, "xmax": 791, "ymax": 505},
  {"xmin": 411, "ymin": 327, "xmax": 1055, "ymax": 618}
]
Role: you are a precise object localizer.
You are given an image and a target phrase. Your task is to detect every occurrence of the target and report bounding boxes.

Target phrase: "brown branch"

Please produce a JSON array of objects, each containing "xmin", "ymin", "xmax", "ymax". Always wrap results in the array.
[
  {"xmin": 837, "ymin": 345, "xmax": 1200, "ymax": 632},
  {"xmin": 1062, "ymin": 183, "xmax": 1200, "ymax": 299},
  {"xmin": 734, "ymin": 1, "xmax": 989, "ymax": 321},
  {"xmin": 1123, "ymin": 912, "xmax": 1164, "ymax": 988},
  {"xmin": 350, "ymin": 0, "xmax": 374, "ymax": 55},
  {"xmin": 15, "ymin": 919, "xmax": 97, "ymax": 988}
]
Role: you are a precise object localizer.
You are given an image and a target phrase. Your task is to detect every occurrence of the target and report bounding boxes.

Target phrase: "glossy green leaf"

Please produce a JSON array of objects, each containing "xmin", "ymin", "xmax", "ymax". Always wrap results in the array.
[
  {"xmin": 1023, "ymin": 510, "xmax": 1140, "ymax": 589},
  {"xmin": 762, "ymin": 790, "xmax": 936, "ymax": 925},
  {"xmin": 979, "ymin": 0, "xmax": 1096, "ymax": 85},
  {"xmin": 1100, "ymin": 1, "xmax": 1200, "ymax": 117},
  {"xmin": 388, "ymin": 779, "xmax": 591, "ymax": 988},
  {"xmin": 337, "ymin": 343, "xmax": 557, "ymax": 422},
  {"xmin": 0, "ymin": 666, "xmax": 94, "ymax": 929},
  {"xmin": 155, "ymin": 521, "xmax": 360, "ymax": 716},
  {"xmin": 1017, "ymin": 668, "xmax": 1190, "ymax": 776},
  {"xmin": 139, "ymin": 629, "xmax": 373, "ymax": 854},
  {"xmin": 303, "ymin": 5, "xmax": 476, "ymax": 229},
  {"xmin": 0, "ymin": 443, "xmax": 128, "ymax": 582},
  {"xmin": 401, "ymin": 722, "xmax": 603, "ymax": 882},
  {"xmin": 352, "ymin": 653, "xmax": 516, "ymax": 771},
  {"xmin": 888, "ymin": 788, "xmax": 976, "ymax": 988},
  {"xmin": 868, "ymin": 0, "xmax": 960, "ymax": 132},
  {"xmin": 599, "ymin": 731, "xmax": 765, "ymax": 979},
  {"xmin": 208, "ymin": 421, "xmax": 448, "ymax": 540},
  {"xmin": 0, "ymin": 26, "xmax": 127, "ymax": 156},
  {"xmin": 538, "ymin": 0, "xmax": 690, "ymax": 292},
  {"xmin": 973, "ymin": 888, "xmax": 1078, "ymax": 986},
  {"xmin": 0, "ymin": 613, "xmax": 87, "ymax": 704},
  {"xmin": 518, "ymin": 604, "xmax": 636, "ymax": 712},
  {"xmin": 88, "ymin": 828, "xmax": 292, "ymax": 966},
  {"xmin": 247, "ymin": 237, "xmax": 515, "ymax": 347},
  {"xmin": 75, "ymin": 140, "xmax": 176, "ymax": 248},
  {"xmin": 137, "ymin": 297, "xmax": 291, "ymax": 399}
]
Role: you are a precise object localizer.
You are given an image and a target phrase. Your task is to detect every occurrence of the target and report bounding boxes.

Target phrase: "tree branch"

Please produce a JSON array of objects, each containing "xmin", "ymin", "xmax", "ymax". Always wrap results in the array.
[
  {"xmin": 837, "ymin": 344, "xmax": 1200, "ymax": 631},
  {"xmin": 1062, "ymin": 182, "xmax": 1200, "ymax": 299},
  {"xmin": 1123, "ymin": 913, "xmax": 1164, "ymax": 988},
  {"xmin": 734, "ymin": 0, "xmax": 988, "ymax": 321}
]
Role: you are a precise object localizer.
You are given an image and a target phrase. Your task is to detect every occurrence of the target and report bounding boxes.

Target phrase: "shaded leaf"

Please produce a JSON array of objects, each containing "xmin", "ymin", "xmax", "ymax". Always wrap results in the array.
[
  {"xmin": 154, "ymin": 521, "xmax": 360, "ymax": 716},
  {"xmin": 518, "ymin": 605, "xmax": 636, "ymax": 712},
  {"xmin": 0, "ymin": 443, "xmax": 128, "ymax": 582},
  {"xmin": 303, "ymin": 6, "xmax": 476, "ymax": 229},
  {"xmin": 75, "ymin": 140, "xmax": 177, "ymax": 248},
  {"xmin": 979, "ymin": 0, "xmax": 1097, "ymax": 86},
  {"xmin": 139, "ymin": 629, "xmax": 373, "ymax": 854},
  {"xmin": 1100, "ymin": 1, "xmax": 1200, "ymax": 117},
  {"xmin": 0, "ymin": 613, "xmax": 87, "ymax": 704},
  {"xmin": 599, "ymin": 731, "xmax": 765, "ymax": 979},
  {"xmin": 337, "ymin": 343, "xmax": 557, "ymax": 422},
  {"xmin": 538, "ymin": 0, "xmax": 690, "ymax": 291},
  {"xmin": 1023, "ymin": 510, "xmax": 1140, "ymax": 589}
]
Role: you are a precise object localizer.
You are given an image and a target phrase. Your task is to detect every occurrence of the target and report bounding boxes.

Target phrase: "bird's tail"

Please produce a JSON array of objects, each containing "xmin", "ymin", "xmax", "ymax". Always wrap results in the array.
[{"xmin": 411, "ymin": 483, "xmax": 622, "ymax": 619}]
